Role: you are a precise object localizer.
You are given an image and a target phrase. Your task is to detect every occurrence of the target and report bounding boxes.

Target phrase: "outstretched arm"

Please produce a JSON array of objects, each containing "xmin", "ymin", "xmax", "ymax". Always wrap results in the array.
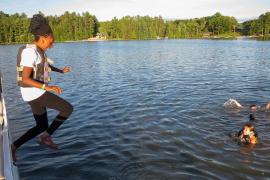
[
  {"xmin": 49, "ymin": 64, "xmax": 63, "ymax": 73},
  {"xmin": 49, "ymin": 65, "xmax": 71, "ymax": 74},
  {"xmin": 258, "ymin": 102, "xmax": 270, "ymax": 111}
]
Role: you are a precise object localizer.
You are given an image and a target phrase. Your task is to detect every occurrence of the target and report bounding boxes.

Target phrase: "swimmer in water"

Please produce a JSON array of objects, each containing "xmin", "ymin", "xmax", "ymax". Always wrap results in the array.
[
  {"xmin": 225, "ymin": 99, "xmax": 260, "ymax": 145},
  {"xmin": 224, "ymin": 99, "xmax": 270, "ymax": 120},
  {"xmin": 224, "ymin": 98, "xmax": 270, "ymax": 111},
  {"xmin": 237, "ymin": 123, "xmax": 258, "ymax": 145}
]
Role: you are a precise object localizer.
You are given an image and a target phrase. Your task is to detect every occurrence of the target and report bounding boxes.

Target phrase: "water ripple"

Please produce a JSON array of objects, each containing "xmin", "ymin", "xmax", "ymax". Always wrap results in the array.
[{"xmin": 1, "ymin": 40, "xmax": 270, "ymax": 179}]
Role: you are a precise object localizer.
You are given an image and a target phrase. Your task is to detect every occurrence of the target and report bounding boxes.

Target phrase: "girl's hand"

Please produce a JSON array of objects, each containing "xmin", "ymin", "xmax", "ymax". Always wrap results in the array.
[
  {"xmin": 46, "ymin": 85, "xmax": 62, "ymax": 94},
  {"xmin": 62, "ymin": 66, "xmax": 71, "ymax": 73}
]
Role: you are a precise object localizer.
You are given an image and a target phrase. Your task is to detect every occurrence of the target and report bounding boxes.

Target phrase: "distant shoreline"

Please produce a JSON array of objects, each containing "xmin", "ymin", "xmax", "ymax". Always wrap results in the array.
[
  {"xmin": 1, "ymin": 11, "xmax": 269, "ymax": 45},
  {"xmin": 0, "ymin": 36, "xmax": 269, "ymax": 45}
]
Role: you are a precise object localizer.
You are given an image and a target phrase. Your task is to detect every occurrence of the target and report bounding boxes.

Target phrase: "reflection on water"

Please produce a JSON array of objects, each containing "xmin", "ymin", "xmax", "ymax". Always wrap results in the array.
[{"xmin": 1, "ymin": 39, "xmax": 270, "ymax": 179}]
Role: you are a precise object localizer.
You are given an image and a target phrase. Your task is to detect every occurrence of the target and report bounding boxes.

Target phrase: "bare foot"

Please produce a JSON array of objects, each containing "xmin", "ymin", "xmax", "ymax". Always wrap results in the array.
[{"xmin": 37, "ymin": 132, "xmax": 59, "ymax": 150}]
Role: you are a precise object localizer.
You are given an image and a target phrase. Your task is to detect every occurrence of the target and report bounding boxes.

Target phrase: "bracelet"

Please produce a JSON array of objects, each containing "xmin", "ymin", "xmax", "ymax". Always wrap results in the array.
[{"xmin": 41, "ymin": 84, "xmax": 46, "ymax": 90}]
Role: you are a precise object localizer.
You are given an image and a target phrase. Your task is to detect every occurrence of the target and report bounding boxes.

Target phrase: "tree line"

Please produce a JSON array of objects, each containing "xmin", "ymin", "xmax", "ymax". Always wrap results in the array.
[
  {"xmin": 0, "ymin": 11, "xmax": 269, "ymax": 43},
  {"xmin": 241, "ymin": 12, "xmax": 270, "ymax": 39},
  {"xmin": 0, "ymin": 11, "xmax": 98, "ymax": 43},
  {"xmin": 100, "ymin": 12, "xmax": 238, "ymax": 39}
]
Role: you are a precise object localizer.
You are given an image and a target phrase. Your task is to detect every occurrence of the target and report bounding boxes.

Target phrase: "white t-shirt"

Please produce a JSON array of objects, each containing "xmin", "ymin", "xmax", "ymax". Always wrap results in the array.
[{"xmin": 20, "ymin": 45, "xmax": 46, "ymax": 102}]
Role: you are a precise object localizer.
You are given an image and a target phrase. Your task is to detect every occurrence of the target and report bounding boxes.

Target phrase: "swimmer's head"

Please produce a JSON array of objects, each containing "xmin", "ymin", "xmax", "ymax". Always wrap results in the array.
[
  {"xmin": 239, "ymin": 123, "xmax": 258, "ymax": 144},
  {"xmin": 243, "ymin": 124, "xmax": 254, "ymax": 134},
  {"xmin": 250, "ymin": 104, "xmax": 258, "ymax": 112}
]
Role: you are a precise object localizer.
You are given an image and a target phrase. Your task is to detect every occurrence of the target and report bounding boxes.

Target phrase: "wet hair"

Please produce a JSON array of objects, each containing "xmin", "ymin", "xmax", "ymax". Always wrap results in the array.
[
  {"xmin": 249, "ymin": 104, "xmax": 257, "ymax": 108},
  {"xmin": 238, "ymin": 123, "xmax": 253, "ymax": 136},
  {"xmin": 238, "ymin": 123, "xmax": 258, "ymax": 144},
  {"xmin": 29, "ymin": 14, "xmax": 53, "ymax": 41},
  {"xmin": 238, "ymin": 123, "xmax": 258, "ymax": 137},
  {"xmin": 243, "ymin": 123, "xmax": 255, "ymax": 131}
]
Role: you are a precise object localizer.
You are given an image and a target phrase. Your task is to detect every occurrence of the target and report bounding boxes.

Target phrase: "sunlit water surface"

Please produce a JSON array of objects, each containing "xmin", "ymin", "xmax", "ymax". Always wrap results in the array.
[{"xmin": 1, "ymin": 39, "xmax": 270, "ymax": 179}]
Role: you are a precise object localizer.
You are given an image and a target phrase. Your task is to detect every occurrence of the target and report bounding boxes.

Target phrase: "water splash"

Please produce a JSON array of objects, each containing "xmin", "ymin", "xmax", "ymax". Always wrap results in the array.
[{"xmin": 223, "ymin": 98, "xmax": 243, "ymax": 109}]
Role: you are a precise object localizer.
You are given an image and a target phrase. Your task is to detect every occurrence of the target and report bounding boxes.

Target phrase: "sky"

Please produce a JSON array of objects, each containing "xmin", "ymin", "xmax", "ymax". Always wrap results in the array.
[{"xmin": 0, "ymin": 0, "xmax": 270, "ymax": 21}]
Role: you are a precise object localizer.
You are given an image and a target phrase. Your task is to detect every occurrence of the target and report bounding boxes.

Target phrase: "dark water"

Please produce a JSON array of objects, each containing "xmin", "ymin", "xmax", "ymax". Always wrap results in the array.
[{"xmin": 1, "ymin": 39, "xmax": 270, "ymax": 179}]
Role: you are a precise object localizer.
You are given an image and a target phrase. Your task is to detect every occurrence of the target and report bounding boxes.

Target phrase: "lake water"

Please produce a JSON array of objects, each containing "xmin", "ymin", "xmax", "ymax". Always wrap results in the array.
[{"xmin": 1, "ymin": 39, "xmax": 270, "ymax": 179}]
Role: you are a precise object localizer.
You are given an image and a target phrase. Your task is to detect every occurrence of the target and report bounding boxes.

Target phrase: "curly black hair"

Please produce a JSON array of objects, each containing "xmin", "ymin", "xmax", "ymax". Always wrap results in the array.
[{"xmin": 29, "ymin": 14, "xmax": 53, "ymax": 40}]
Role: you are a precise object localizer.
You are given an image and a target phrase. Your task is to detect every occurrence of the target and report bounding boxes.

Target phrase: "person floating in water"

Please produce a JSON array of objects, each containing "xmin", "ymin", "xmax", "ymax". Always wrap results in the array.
[
  {"xmin": 225, "ymin": 99, "xmax": 260, "ymax": 145},
  {"xmin": 11, "ymin": 14, "xmax": 73, "ymax": 162},
  {"xmin": 223, "ymin": 98, "xmax": 270, "ymax": 112},
  {"xmin": 237, "ymin": 123, "xmax": 258, "ymax": 145},
  {"xmin": 224, "ymin": 98, "xmax": 270, "ymax": 121}
]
